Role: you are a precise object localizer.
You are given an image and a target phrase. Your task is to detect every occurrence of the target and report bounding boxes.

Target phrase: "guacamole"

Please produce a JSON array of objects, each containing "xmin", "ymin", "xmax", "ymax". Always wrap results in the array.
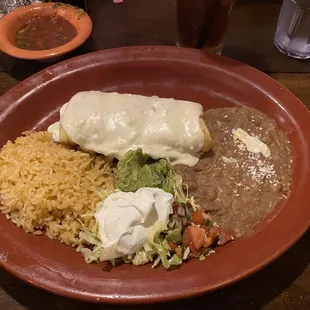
[{"xmin": 115, "ymin": 148, "xmax": 175, "ymax": 193}]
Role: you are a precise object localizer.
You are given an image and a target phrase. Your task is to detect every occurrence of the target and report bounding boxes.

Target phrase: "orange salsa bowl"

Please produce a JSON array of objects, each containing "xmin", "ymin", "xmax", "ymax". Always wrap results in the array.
[{"xmin": 0, "ymin": 2, "xmax": 92, "ymax": 61}]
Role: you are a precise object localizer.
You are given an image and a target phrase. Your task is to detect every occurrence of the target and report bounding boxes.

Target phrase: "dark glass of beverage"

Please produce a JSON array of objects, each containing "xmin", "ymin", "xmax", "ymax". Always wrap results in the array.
[{"xmin": 176, "ymin": 0, "xmax": 235, "ymax": 53}]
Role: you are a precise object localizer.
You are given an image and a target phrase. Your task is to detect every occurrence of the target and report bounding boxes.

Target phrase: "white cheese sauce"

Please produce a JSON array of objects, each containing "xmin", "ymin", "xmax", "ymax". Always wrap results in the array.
[{"xmin": 48, "ymin": 91, "xmax": 205, "ymax": 167}]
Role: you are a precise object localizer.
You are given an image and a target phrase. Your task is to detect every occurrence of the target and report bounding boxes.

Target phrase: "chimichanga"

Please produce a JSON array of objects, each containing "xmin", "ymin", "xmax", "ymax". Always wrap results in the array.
[{"xmin": 48, "ymin": 91, "xmax": 213, "ymax": 167}]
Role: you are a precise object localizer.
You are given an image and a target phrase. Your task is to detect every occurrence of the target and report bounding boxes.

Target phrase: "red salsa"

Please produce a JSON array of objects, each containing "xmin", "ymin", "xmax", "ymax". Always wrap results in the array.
[{"xmin": 15, "ymin": 15, "xmax": 77, "ymax": 50}]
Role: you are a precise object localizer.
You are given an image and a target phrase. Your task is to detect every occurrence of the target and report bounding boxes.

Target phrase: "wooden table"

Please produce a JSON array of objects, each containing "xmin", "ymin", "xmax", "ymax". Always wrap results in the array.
[{"xmin": 0, "ymin": 1, "xmax": 310, "ymax": 309}]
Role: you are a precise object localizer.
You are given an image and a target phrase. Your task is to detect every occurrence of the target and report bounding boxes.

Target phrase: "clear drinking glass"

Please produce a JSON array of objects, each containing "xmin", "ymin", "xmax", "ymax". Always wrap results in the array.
[{"xmin": 274, "ymin": 0, "xmax": 310, "ymax": 59}]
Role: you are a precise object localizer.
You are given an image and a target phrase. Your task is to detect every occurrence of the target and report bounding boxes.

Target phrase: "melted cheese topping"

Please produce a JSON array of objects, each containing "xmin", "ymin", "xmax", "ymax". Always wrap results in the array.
[{"xmin": 49, "ymin": 91, "xmax": 205, "ymax": 166}]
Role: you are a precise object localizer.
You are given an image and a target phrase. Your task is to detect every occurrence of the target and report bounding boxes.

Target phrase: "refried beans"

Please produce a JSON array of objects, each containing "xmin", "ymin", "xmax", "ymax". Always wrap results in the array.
[{"xmin": 175, "ymin": 107, "xmax": 293, "ymax": 237}]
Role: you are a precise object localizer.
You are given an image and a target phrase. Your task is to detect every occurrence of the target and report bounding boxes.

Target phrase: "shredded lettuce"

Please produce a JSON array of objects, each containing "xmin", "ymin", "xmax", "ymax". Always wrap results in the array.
[
  {"xmin": 152, "ymin": 256, "xmax": 161, "ymax": 268},
  {"xmin": 168, "ymin": 254, "xmax": 183, "ymax": 266},
  {"xmin": 171, "ymin": 170, "xmax": 199, "ymax": 211},
  {"xmin": 132, "ymin": 250, "xmax": 151, "ymax": 266},
  {"xmin": 80, "ymin": 246, "xmax": 104, "ymax": 263},
  {"xmin": 199, "ymin": 254, "xmax": 206, "ymax": 261},
  {"xmin": 168, "ymin": 215, "xmax": 182, "ymax": 231},
  {"xmin": 146, "ymin": 221, "xmax": 170, "ymax": 268},
  {"xmin": 172, "ymin": 173, "xmax": 188, "ymax": 204},
  {"xmin": 162, "ymin": 228, "xmax": 182, "ymax": 251},
  {"xmin": 161, "ymin": 238, "xmax": 171, "ymax": 253},
  {"xmin": 78, "ymin": 229, "xmax": 104, "ymax": 263},
  {"xmin": 166, "ymin": 228, "xmax": 182, "ymax": 244},
  {"xmin": 144, "ymin": 221, "xmax": 185, "ymax": 269},
  {"xmin": 79, "ymin": 231, "xmax": 101, "ymax": 246},
  {"xmin": 122, "ymin": 255, "xmax": 133, "ymax": 264},
  {"xmin": 183, "ymin": 247, "xmax": 190, "ymax": 260}
]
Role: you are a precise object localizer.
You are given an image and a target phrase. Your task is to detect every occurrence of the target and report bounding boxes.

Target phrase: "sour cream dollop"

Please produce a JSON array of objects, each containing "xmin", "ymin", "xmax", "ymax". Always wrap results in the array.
[
  {"xmin": 95, "ymin": 188, "xmax": 173, "ymax": 261},
  {"xmin": 232, "ymin": 128, "xmax": 271, "ymax": 158}
]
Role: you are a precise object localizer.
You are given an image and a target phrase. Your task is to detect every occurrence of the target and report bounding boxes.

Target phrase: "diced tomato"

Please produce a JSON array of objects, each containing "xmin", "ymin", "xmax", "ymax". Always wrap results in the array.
[
  {"xmin": 191, "ymin": 228, "xmax": 207, "ymax": 250},
  {"xmin": 207, "ymin": 227, "xmax": 220, "ymax": 240},
  {"xmin": 168, "ymin": 240, "xmax": 178, "ymax": 251},
  {"xmin": 182, "ymin": 226, "xmax": 206, "ymax": 250},
  {"xmin": 189, "ymin": 246, "xmax": 200, "ymax": 258},
  {"xmin": 189, "ymin": 243, "xmax": 199, "ymax": 255},
  {"xmin": 175, "ymin": 246, "xmax": 183, "ymax": 258},
  {"xmin": 203, "ymin": 236, "xmax": 213, "ymax": 248},
  {"xmin": 191, "ymin": 209, "xmax": 205, "ymax": 225}
]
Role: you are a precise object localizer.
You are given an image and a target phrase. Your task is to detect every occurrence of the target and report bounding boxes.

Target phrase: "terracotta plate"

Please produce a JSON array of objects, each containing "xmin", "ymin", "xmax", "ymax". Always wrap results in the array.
[{"xmin": 0, "ymin": 46, "xmax": 309, "ymax": 304}]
